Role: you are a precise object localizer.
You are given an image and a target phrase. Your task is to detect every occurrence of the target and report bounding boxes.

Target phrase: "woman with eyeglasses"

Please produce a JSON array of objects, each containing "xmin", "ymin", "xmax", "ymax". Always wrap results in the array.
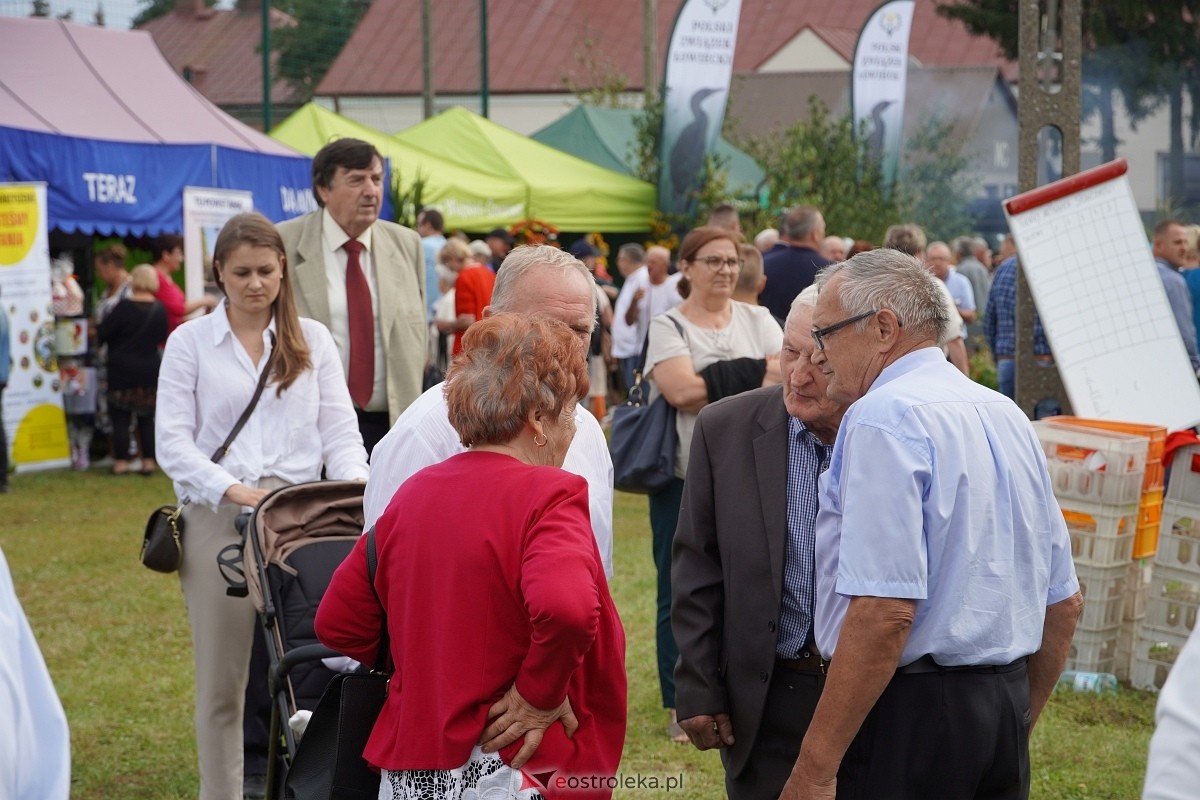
[{"xmin": 643, "ymin": 225, "xmax": 783, "ymax": 743}]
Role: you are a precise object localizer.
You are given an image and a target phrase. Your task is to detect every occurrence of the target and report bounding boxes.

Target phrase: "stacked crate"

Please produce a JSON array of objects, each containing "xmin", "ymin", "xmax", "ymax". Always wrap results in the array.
[
  {"xmin": 1034, "ymin": 420, "xmax": 1148, "ymax": 676},
  {"xmin": 1132, "ymin": 443, "xmax": 1200, "ymax": 690},
  {"xmin": 1044, "ymin": 417, "xmax": 1166, "ymax": 679}
]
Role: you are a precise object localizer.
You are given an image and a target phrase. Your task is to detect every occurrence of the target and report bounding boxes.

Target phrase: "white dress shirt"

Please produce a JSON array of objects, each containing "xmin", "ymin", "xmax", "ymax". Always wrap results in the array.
[
  {"xmin": 364, "ymin": 381, "xmax": 615, "ymax": 577},
  {"xmin": 157, "ymin": 302, "xmax": 369, "ymax": 509},
  {"xmin": 321, "ymin": 210, "xmax": 388, "ymax": 412},
  {"xmin": 0, "ymin": 546, "xmax": 70, "ymax": 800},
  {"xmin": 814, "ymin": 348, "xmax": 1078, "ymax": 664},
  {"xmin": 1144, "ymin": 625, "xmax": 1200, "ymax": 799}
]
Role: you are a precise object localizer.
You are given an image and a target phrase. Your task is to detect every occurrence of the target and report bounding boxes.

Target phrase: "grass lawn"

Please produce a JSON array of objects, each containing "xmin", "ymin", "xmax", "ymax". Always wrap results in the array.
[{"xmin": 0, "ymin": 467, "xmax": 1159, "ymax": 798}]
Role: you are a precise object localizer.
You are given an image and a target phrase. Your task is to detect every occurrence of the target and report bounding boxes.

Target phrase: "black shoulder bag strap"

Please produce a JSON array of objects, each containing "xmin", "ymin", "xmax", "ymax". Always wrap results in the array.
[
  {"xmin": 365, "ymin": 526, "xmax": 391, "ymax": 672},
  {"xmin": 210, "ymin": 331, "xmax": 276, "ymax": 464},
  {"xmin": 634, "ymin": 311, "xmax": 686, "ymax": 383}
]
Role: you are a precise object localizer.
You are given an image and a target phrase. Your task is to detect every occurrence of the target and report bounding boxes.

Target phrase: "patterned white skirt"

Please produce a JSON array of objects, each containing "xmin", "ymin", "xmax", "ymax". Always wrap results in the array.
[{"xmin": 379, "ymin": 745, "xmax": 546, "ymax": 800}]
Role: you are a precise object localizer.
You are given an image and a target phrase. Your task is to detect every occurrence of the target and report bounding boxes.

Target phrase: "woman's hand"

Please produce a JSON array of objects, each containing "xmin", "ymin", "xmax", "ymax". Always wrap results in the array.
[
  {"xmin": 223, "ymin": 483, "xmax": 270, "ymax": 508},
  {"xmin": 762, "ymin": 353, "xmax": 782, "ymax": 386},
  {"xmin": 479, "ymin": 684, "xmax": 579, "ymax": 768}
]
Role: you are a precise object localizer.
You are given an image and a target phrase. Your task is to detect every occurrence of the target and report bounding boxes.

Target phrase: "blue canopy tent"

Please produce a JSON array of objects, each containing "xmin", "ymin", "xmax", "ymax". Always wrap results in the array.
[{"xmin": 0, "ymin": 17, "xmax": 318, "ymax": 236}]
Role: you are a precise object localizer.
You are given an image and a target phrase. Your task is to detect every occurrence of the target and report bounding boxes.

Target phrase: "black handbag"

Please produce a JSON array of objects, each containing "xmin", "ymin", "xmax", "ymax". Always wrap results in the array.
[
  {"xmin": 610, "ymin": 314, "xmax": 684, "ymax": 495},
  {"xmin": 140, "ymin": 337, "xmax": 275, "ymax": 573},
  {"xmin": 286, "ymin": 527, "xmax": 390, "ymax": 800},
  {"xmin": 140, "ymin": 505, "xmax": 185, "ymax": 573}
]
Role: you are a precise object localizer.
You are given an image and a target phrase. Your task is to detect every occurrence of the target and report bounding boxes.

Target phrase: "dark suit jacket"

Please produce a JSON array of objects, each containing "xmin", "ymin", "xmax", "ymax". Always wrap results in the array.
[
  {"xmin": 758, "ymin": 244, "xmax": 831, "ymax": 322},
  {"xmin": 278, "ymin": 211, "xmax": 427, "ymax": 423},
  {"xmin": 672, "ymin": 384, "xmax": 794, "ymax": 778}
]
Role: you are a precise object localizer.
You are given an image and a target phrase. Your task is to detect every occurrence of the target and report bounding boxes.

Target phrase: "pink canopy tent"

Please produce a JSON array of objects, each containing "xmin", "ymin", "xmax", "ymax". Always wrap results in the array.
[{"xmin": 0, "ymin": 16, "xmax": 311, "ymax": 234}]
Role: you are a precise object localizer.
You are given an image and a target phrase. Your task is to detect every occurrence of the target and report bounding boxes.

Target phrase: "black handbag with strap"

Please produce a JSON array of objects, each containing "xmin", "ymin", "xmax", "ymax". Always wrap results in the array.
[
  {"xmin": 610, "ymin": 313, "xmax": 685, "ymax": 495},
  {"xmin": 285, "ymin": 527, "xmax": 390, "ymax": 800},
  {"xmin": 139, "ymin": 335, "xmax": 276, "ymax": 573}
]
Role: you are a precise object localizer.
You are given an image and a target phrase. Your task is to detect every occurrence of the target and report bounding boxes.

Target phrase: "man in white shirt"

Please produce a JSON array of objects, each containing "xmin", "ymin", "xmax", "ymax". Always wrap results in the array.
[
  {"xmin": 926, "ymin": 240, "xmax": 977, "ymax": 324},
  {"xmin": 612, "ymin": 246, "xmax": 683, "ymax": 391},
  {"xmin": 0, "ymin": 545, "xmax": 70, "ymax": 799},
  {"xmin": 366, "ymin": 245, "xmax": 615, "ymax": 577}
]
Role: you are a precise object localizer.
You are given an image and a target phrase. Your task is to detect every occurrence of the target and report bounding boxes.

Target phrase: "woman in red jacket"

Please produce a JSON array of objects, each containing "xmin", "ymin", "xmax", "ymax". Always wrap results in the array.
[{"xmin": 316, "ymin": 313, "xmax": 626, "ymax": 800}]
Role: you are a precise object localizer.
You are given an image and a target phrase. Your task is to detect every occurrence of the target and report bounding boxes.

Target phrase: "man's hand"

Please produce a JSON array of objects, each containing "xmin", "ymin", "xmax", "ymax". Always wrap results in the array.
[
  {"xmin": 778, "ymin": 756, "xmax": 837, "ymax": 800},
  {"xmin": 223, "ymin": 483, "xmax": 270, "ymax": 508},
  {"xmin": 479, "ymin": 684, "xmax": 578, "ymax": 768},
  {"xmin": 678, "ymin": 712, "xmax": 734, "ymax": 750}
]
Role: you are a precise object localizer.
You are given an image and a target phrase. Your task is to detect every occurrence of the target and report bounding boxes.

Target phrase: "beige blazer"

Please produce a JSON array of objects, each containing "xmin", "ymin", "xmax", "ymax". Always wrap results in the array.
[{"xmin": 278, "ymin": 211, "xmax": 427, "ymax": 424}]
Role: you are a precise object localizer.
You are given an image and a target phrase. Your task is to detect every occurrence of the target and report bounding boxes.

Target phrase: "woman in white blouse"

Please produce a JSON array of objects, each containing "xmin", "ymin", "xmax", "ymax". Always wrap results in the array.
[
  {"xmin": 643, "ymin": 225, "xmax": 783, "ymax": 742},
  {"xmin": 157, "ymin": 212, "xmax": 368, "ymax": 800}
]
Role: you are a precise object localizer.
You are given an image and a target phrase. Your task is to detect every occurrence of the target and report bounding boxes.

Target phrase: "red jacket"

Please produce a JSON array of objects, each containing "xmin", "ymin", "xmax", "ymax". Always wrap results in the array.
[
  {"xmin": 316, "ymin": 451, "xmax": 626, "ymax": 798},
  {"xmin": 452, "ymin": 266, "xmax": 496, "ymax": 356}
]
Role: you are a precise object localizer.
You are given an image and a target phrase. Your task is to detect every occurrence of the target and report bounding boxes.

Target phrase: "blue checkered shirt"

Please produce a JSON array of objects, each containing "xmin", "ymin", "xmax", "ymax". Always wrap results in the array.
[
  {"xmin": 983, "ymin": 256, "xmax": 1051, "ymax": 357},
  {"xmin": 777, "ymin": 416, "xmax": 831, "ymax": 658}
]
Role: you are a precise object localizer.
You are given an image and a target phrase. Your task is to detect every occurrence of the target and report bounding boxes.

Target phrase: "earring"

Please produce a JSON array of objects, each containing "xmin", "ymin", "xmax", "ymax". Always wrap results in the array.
[{"xmin": 533, "ymin": 433, "xmax": 547, "ymax": 447}]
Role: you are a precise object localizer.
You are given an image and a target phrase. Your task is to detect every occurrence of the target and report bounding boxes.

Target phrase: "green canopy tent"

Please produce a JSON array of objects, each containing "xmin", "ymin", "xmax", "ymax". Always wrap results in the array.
[
  {"xmin": 531, "ymin": 105, "xmax": 765, "ymax": 198},
  {"xmin": 270, "ymin": 103, "xmax": 529, "ymax": 230},
  {"xmin": 394, "ymin": 107, "xmax": 656, "ymax": 232}
]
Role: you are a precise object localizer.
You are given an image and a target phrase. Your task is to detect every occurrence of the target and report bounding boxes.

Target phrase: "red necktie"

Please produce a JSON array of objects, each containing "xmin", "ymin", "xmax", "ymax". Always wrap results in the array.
[{"xmin": 342, "ymin": 239, "xmax": 374, "ymax": 408}]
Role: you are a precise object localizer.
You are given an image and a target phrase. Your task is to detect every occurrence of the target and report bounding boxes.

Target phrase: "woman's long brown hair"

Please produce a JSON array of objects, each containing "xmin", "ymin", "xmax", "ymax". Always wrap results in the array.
[{"xmin": 211, "ymin": 212, "xmax": 311, "ymax": 395}]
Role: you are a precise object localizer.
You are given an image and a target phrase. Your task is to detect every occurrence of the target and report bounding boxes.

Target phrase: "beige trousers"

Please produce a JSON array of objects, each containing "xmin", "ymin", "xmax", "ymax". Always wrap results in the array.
[{"xmin": 177, "ymin": 478, "xmax": 287, "ymax": 800}]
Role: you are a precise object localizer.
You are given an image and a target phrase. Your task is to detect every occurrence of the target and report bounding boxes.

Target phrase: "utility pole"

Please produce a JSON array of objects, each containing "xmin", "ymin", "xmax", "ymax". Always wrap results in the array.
[
  {"xmin": 643, "ymin": 0, "xmax": 657, "ymax": 103},
  {"xmin": 261, "ymin": 0, "xmax": 271, "ymax": 131},
  {"xmin": 421, "ymin": 0, "xmax": 435, "ymax": 119},
  {"xmin": 480, "ymin": 0, "xmax": 490, "ymax": 118}
]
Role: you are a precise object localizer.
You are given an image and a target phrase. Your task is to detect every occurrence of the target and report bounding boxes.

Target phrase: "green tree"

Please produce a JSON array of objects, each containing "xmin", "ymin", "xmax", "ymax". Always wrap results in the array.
[
  {"xmin": 740, "ymin": 97, "xmax": 899, "ymax": 242},
  {"xmin": 936, "ymin": 0, "xmax": 1199, "ymax": 208},
  {"xmin": 133, "ymin": 0, "xmax": 216, "ymax": 27},
  {"xmin": 896, "ymin": 114, "xmax": 978, "ymax": 242},
  {"xmin": 270, "ymin": 0, "xmax": 370, "ymax": 99}
]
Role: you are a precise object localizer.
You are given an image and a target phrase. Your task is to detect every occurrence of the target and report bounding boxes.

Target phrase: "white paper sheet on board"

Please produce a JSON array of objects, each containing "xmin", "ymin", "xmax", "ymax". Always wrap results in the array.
[{"xmin": 1004, "ymin": 167, "xmax": 1200, "ymax": 430}]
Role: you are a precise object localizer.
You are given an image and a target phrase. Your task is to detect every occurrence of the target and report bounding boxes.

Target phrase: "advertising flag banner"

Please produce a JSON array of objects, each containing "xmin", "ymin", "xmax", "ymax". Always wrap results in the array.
[
  {"xmin": 0, "ymin": 183, "xmax": 70, "ymax": 471},
  {"xmin": 183, "ymin": 187, "xmax": 254, "ymax": 310},
  {"xmin": 658, "ymin": 0, "xmax": 743, "ymax": 216},
  {"xmin": 852, "ymin": 0, "xmax": 916, "ymax": 191}
]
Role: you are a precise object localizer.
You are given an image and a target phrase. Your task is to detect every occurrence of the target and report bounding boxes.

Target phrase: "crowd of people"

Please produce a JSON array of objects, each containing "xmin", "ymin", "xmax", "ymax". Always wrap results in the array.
[{"xmin": 4, "ymin": 135, "xmax": 1199, "ymax": 800}]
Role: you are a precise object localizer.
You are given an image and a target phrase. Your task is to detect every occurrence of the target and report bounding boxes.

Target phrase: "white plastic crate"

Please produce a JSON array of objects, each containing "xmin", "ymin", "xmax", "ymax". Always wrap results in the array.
[
  {"xmin": 1066, "ymin": 626, "xmax": 1121, "ymax": 674},
  {"xmin": 1075, "ymin": 562, "xmax": 1128, "ymax": 631},
  {"xmin": 1131, "ymin": 630, "xmax": 1190, "ymax": 691},
  {"xmin": 1165, "ymin": 443, "xmax": 1200, "ymax": 504},
  {"xmin": 1155, "ymin": 500, "xmax": 1200, "ymax": 571},
  {"xmin": 1125, "ymin": 560, "xmax": 1152, "ymax": 622},
  {"xmin": 1035, "ymin": 420, "xmax": 1148, "ymax": 506},
  {"xmin": 1141, "ymin": 565, "xmax": 1200, "ymax": 637},
  {"xmin": 1115, "ymin": 621, "xmax": 1138, "ymax": 682},
  {"xmin": 1061, "ymin": 499, "xmax": 1138, "ymax": 567}
]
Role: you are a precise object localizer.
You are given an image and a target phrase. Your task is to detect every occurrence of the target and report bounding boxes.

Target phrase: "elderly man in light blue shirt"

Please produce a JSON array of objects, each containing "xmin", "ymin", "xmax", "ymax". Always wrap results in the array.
[{"xmin": 781, "ymin": 249, "xmax": 1082, "ymax": 800}]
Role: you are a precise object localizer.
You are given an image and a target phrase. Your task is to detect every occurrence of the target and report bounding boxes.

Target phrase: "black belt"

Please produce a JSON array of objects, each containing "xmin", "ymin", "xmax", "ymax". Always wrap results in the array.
[
  {"xmin": 895, "ymin": 655, "xmax": 1028, "ymax": 675},
  {"xmin": 775, "ymin": 651, "xmax": 829, "ymax": 675}
]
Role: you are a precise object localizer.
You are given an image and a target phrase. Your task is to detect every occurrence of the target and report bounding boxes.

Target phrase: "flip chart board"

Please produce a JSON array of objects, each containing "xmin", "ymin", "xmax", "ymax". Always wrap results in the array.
[{"xmin": 1004, "ymin": 159, "xmax": 1200, "ymax": 430}]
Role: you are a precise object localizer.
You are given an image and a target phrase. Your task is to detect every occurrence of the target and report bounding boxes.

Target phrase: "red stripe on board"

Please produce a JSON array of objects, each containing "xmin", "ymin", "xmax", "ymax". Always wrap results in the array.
[{"xmin": 1004, "ymin": 158, "xmax": 1129, "ymax": 216}]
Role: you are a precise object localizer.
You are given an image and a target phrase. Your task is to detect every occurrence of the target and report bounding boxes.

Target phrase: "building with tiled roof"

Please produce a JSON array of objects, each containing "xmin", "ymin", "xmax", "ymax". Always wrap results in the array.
[
  {"xmin": 138, "ymin": 0, "xmax": 303, "ymax": 129},
  {"xmin": 314, "ymin": 0, "xmax": 1014, "ymax": 135}
]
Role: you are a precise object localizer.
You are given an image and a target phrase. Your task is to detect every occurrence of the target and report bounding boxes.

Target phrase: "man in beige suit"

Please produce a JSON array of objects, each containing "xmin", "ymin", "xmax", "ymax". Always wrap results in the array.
[{"xmin": 277, "ymin": 137, "xmax": 426, "ymax": 454}]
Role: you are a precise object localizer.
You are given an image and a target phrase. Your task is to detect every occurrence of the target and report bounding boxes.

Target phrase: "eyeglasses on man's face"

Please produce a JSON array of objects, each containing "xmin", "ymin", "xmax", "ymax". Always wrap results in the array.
[
  {"xmin": 691, "ymin": 255, "xmax": 743, "ymax": 272},
  {"xmin": 811, "ymin": 310, "xmax": 877, "ymax": 351}
]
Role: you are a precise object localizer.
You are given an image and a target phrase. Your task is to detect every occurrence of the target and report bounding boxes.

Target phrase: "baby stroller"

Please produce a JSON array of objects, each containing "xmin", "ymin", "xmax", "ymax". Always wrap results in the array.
[{"xmin": 240, "ymin": 479, "xmax": 366, "ymax": 798}]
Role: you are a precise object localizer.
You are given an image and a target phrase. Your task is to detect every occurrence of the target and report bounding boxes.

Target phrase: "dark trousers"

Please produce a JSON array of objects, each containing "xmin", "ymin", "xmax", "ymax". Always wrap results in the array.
[
  {"xmin": 837, "ymin": 662, "xmax": 1031, "ymax": 800},
  {"xmin": 242, "ymin": 626, "xmax": 271, "ymax": 776},
  {"xmin": 648, "ymin": 477, "xmax": 685, "ymax": 708},
  {"xmin": 109, "ymin": 406, "xmax": 155, "ymax": 460},
  {"xmin": 356, "ymin": 409, "xmax": 391, "ymax": 457},
  {"xmin": 725, "ymin": 666, "xmax": 823, "ymax": 800}
]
